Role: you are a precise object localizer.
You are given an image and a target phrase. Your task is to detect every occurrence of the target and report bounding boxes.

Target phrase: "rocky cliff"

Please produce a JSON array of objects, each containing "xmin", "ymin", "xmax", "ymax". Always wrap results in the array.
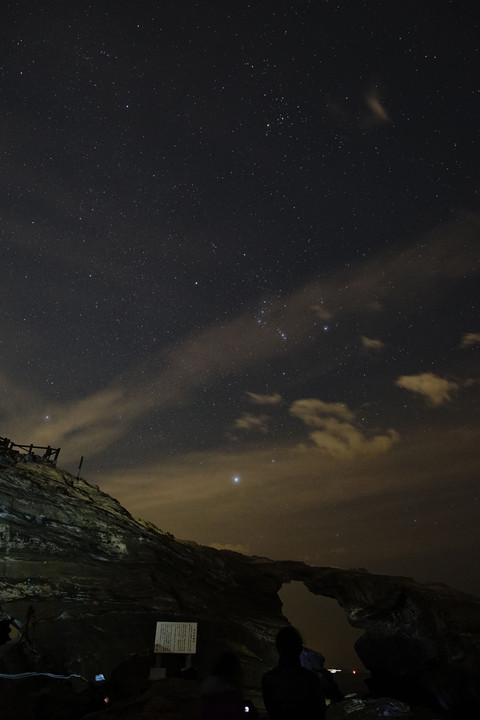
[{"xmin": 1, "ymin": 459, "xmax": 480, "ymax": 711}]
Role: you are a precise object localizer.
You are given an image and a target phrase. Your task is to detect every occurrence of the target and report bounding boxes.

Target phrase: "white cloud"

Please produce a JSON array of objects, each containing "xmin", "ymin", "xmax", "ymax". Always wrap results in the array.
[
  {"xmin": 290, "ymin": 398, "xmax": 355, "ymax": 425},
  {"xmin": 460, "ymin": 332, "xmax": 480, "ymax": 348},
  {"xmin": 290, "ymin": 398, "xmax": 399, "ymax": 460},
  {"xmin": 309, "ymin": 419, "xmax": 399, "ymax": 459},
  {"xmin": 395, "ymin": 373, "xmax": 459, "ymax": 406}
]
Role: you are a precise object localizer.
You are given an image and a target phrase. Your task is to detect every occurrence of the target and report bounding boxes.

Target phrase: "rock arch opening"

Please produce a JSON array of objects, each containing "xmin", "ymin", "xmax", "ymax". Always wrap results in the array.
[{"xmin": 279, "ymin": 580, "xmax": 366, "ymax": 670}]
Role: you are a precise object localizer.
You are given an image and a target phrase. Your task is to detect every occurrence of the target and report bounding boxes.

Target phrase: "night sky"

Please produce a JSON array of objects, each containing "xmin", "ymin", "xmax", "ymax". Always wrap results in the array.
[{"xmin": 2, "ymin": 1, "xmax": 479, "ymax": 665}]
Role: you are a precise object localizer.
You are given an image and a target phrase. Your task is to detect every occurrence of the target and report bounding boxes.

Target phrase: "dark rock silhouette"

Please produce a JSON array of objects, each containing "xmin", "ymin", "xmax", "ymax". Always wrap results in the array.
[{"xmin": 1, "ymin": 461, "xmax": 480, "ymax": 715}]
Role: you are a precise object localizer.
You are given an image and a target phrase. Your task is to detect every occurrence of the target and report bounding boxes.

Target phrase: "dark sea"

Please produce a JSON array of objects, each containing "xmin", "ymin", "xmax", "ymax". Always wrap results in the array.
[{"xmin": 333, "ymin": 671, "xmax": 370, "ymax": 698}]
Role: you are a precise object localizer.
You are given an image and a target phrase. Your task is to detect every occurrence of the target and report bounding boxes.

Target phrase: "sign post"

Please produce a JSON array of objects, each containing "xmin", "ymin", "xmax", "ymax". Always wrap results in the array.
[{"xmin": 151, "ymin": 622, "xmax": 197, "ymax": 680}]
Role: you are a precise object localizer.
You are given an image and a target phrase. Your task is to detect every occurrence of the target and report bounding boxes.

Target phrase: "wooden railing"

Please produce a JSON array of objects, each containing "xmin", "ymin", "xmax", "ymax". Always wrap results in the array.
[{"xmin": 0, "ymin": 436, "xmax": 60, "ymax": 465}]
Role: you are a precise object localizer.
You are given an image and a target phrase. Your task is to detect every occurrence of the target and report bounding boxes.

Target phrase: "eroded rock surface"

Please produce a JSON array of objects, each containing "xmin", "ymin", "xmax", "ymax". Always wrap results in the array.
[{"xmin": 1, "ymin": 461, "xmax": 480, "ymax": 712}]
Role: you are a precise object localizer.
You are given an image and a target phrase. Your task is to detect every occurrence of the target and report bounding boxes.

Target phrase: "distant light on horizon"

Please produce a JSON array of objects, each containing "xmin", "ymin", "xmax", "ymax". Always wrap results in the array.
[{"xmin": 327, "ymin": 668, "xmax": 358, "ymax": 674}]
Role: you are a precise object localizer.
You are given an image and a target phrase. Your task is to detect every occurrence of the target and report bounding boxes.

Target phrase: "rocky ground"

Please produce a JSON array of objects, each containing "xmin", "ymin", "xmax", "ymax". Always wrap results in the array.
[{"xmin": 1, "ymin": 458, "xmax": 480, "ymax": 716}]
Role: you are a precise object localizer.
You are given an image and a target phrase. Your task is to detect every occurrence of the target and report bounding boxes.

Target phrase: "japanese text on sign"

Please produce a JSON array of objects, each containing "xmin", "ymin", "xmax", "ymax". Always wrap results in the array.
[{"xmin": 154, "ymin": 622, "xmax": 197, "ymax": 654}]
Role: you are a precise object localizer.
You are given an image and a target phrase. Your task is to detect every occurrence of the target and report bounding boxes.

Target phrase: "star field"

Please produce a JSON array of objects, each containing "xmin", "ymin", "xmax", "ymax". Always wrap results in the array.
[{"xmin": 1, "ymin": 1, "xmax": 480, "ymax": 662}]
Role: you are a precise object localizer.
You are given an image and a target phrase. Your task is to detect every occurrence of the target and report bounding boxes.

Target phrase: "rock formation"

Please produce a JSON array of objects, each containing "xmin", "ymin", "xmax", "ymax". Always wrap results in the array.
[{"xmin": 1, "ymin": 459, "xmax": 480, "ymax": 713}]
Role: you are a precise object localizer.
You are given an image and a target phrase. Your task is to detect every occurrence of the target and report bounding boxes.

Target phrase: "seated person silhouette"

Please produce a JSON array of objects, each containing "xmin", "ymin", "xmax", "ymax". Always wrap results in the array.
[
  {"xmin": 200, "ymin": 651, "xmax": 247, "ymax": 719},
  {"xmin": 262, "ymin": 626, "xmax": 326, "ymax": 719}
]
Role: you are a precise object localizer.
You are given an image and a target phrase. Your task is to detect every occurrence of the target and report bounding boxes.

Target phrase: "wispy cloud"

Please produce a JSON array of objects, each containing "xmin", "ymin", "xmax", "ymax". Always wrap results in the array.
[
  {"xmin": 360, "ymin": 336, "xmax": 385, "ymax": 352},
  {"xmin": 290, "ymin": 398, "xmax": 355, "ymax": 424},
  {"xmin": 323, "ymin": 85, "xmax": 391, "ymax": 131},
  {"xmin": 96, "ymin": 423, "xmax": 480, "ymax": 567},
  {"xmin": 460, "ymin": 332, "xmax": 480, "ymax": 348},
  {"xmin": 245, "ymin": 392, "xmax": 283, "ymax": 405},
  {"xmin": 3, "ymin": 214, "xmax": 478, "ymax": 463},
  {"xmin": 0, "ymin": 384, "xmax": 136, "ymax": 463},
  {"xmin": 233, "ymin": 413, "xmax": 271, "ymax": 433},
  {"xmin": 395, "ymin": 373, "xmax": 459, "ymax": 406},
  {"xmin": 311, "ymin": 304, "xmax": 333, "ymax": 321},
  {"xmin": 364, "ymin": 88, "xmax": 390, "ymax": 124}
]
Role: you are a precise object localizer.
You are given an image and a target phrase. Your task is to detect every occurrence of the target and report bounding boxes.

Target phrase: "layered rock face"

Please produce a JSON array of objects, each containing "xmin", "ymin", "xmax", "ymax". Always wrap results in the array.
[{"xmin": 1, "ymin": 460, "xmax": 480, "ymax": 709}]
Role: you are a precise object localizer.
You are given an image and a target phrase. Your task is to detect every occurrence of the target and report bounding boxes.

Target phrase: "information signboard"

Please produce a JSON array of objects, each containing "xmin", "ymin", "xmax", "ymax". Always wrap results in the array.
[{"xmin": 154, "ymin": 622, "xmax": 197, "ymax": 654}]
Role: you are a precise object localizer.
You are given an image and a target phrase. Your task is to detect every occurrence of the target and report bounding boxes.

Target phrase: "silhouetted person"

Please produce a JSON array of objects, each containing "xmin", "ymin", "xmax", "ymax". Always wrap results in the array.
[
  {"xmin": 200, "ymin": 651, "xmax": 247, "ymax": 719},
  {"xmin": 0, "ymin": 619, "xmax": 11, "ymax": 645},
  {"xmin": 262, "ymin": 627, "xmax": 326, "ymax": 720}
]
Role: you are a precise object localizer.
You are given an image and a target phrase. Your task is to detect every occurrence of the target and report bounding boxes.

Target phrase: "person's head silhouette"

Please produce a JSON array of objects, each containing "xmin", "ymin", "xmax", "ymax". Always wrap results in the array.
[{"xmin": 275, "ymin": 626, "xmax": 303, "ymax": 663}]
